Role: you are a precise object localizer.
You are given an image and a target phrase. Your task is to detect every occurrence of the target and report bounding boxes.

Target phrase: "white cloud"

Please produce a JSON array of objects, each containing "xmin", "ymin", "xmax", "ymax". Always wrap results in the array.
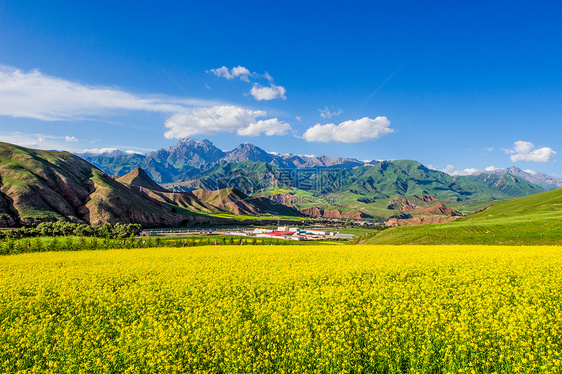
[
  {"xmin": 504, "ymin": 140, "xmax": 533, "ymax": 155},
  {"xmin": 441, "ymin": 165, "xmax": 456, "ymax": 173},
  {"xmin": 164, "ymin": 105, "xmax": 291, "ymax": 138},
  {"xmin": 512, "ymin": 148, "xmax": 556, "ymax": 163},
  {"xmin": 484, "ymin": 147, "xmax": 494, "ymax": 152},
  {"xmin": 82, "ymin": 147, "xmax": 122, "ymax": 155},
  {"xmin": 503, "ymin": 140, "xmax": 556, "ymax": 163},
  {"xmin": 319, "ymin": 106, "xmax": 343, "ymax": 119},
  {"xmin": 264, "ymin": 72, "xmax": 274, "ymax": 83},
  {"xmin": 208, "ymin": 65, "xmax": 287, "ymax": 101},
  {"xmin": 524, "ymin": 169, "xmax": 537, "ymax": 175},
  {"xmin": 302, "ymin": 116, "xmax": 393, "ymax": 143},
  {"xmin": 231, "ymin": 66, "xmax": 251, "ymax": 82},
  {"xmin": 0, "ymin": 65, "xmax": 204, "ymax": 121},
  {"xmin": 0, "ymin": 133, "xmax": 48, "ymax": 148},
  {"xmin": 82, "ymin": 148, "xmax": 144, "ymax": 155},
  {"xmin": 237, "ymin": 118, "xmax": 291, "ymax": 137},
  {"xmin": 208, "ymin": 65, "xmax": 251, "ymax": 82},
  {"xmin": 0, "ymin": 132, "xmax": 95, "ymax": 152},
  {"xmin": 0, "ymin": 132, "xmax": 81, "ymax": 152},
  {"xmin": 451, "ymin": 168, "xmax": 479, "ymax": 176},
  {"xmin": 428, "ymin": 164, "xmax": 480, "ymax": 176},
  {"xmin": 0, "ymin": 131, "xmax": 153, "ymax": 155},
  {"xmin": 484, "ymin": 166, "xmax": 500, "ymax": 172},
  {"xmin": 296, "ymin": 116, "xmax": 302, "ymax": 122},
  {"xmin": 249, "ymin": 83, "xmax": 286, "ymax": 101}
]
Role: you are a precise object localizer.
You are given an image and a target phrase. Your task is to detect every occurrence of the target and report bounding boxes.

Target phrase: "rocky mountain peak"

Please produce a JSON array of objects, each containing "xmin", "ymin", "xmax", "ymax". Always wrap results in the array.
[
  {"xmin": 116, "ymin": 167, "xmax": 169, "ymax": 193},
  {"xmin": 146, "ymin": 137, "xmax": 226, "ymax": 167},
  {"xmin": 221, "ymin": 143, "xmax": 274, "ymax": 163}
]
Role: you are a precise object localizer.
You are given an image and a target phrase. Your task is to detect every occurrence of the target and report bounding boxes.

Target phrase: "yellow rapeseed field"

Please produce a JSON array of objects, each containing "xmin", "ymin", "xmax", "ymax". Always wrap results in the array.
[{"xmin": 1, "ymin": 245, "xmax": 562, "ymax": 373}]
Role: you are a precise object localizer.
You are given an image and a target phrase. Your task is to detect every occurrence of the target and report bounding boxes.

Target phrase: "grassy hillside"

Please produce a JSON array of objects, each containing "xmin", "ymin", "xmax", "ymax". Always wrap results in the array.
[
  {"xmin": 163, "ymin": 161, "xmax": 284, "ymax": 193},
  {"xmin": 366, "ymin": 187, "xmax": 562, "ymax": 245},
  {"xmin": 0, "ymin": 143, "xmax": 302, "ymax": 227},
  {"xmin": 240, "ymin": 160, "xmax": 545, "ymax": 221},
  {"xmin": 0, "ymin": 142, "xmax": 212, "ymax": 226}
]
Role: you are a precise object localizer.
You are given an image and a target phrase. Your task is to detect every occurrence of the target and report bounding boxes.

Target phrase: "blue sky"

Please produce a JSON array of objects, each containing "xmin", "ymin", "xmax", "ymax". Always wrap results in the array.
[{"xmin": 1, "ymin": 0, "xmax": 561, "ymax": 176}]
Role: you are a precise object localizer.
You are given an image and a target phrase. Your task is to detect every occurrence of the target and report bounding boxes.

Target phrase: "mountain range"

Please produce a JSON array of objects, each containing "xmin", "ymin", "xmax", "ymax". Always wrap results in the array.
[
  {"xmin": 81, "ymin": 137, "xmax": 562, "ymax": 191},
  {"xmin": 79, "ymin": 138, "xmax": 370, "ymax": 184},
  {"xmin": 79, "ymin": 138, "xmax": 554, "ymax": 224},
  {"xmin": 0, "ymin": 138, "xmax": 556, "ymax": 228},
  {"xmin": 479, "ymin": 166, "xmax": 562, "ymax": 190},
  {"xmin": 0, "ymin": 142, "xmax": 302, "ymax": 227}
]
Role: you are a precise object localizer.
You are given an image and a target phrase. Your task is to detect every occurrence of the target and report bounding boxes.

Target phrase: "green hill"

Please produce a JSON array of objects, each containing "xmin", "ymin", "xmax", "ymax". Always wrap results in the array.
[
  {"xmin": 163, "ymin": 161, "xmax": 285, "ymax": 193},
  {"xmin": 340, "ymin": 160, "xmax": 542, "ymax": 200},
  {"xmin": 0, "ymin": 143, "xmax": 301, "ymax": 227},
  {"xmin": 162, "ymin": 159, "xmax": 545, "ymax": 222},
  {"xmin": 365, "ymin": 187, "xmax": 562, "ymax": 245}
]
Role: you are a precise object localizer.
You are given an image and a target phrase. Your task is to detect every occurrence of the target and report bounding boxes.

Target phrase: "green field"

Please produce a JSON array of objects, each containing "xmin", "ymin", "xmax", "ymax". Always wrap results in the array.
[
  {"xmin": 2, "ymin": 245, "xmax": 562, "ymax": 373},
  {"xmin": 367, "ymin": 187, "xmax": 562, "ymax": 245}
]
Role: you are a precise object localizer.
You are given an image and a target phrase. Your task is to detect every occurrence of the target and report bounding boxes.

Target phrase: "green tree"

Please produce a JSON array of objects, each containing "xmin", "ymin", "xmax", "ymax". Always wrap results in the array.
[
  {"xmin": 90, "ymin": 238, "xmax": 99, "ymax": 250},
  {"xmin": 23, "ymin": 239, "xmax": 31, "ymax": 253},
  {"xmin": 1, "ymin": 239, "xmax": 13, "ymax": 255},
  {"xmin": 64, "ymin": 237, "xmax": 74, "ymax": 251},
  {"xmin": 47, "ymin": 237, "xmax": 59, "ymax": 252},
  {"xmin": 33, "ymin": 238, "xmax": 43, "ymax": 252}
]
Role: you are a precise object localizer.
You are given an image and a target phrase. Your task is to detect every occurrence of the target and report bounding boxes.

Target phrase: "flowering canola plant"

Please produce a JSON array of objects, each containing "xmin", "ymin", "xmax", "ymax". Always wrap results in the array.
[{"xmin": 1, "ymin": 245, "xmax": 562, "ymax": 373}]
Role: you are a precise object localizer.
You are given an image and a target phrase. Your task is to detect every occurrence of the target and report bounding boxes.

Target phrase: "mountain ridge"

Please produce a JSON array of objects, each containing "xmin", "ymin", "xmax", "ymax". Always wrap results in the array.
[
  {"xmin": 80, "ymin": 137, "xmax": 373, "ymax": 183},
  {"xmin": 479, "ymin": 165, "xmax": 562, "ymax": 190},
  {"xmin": 0, "ymin": 142, "xmax": 303, "ymax": 227},
  {"xmin": 74, "ymin": 139, "xmax": 555, "ymax": 224},
  {"xmin": 80, "ymin": 138, "xmax": 562, "ymax": 190}
]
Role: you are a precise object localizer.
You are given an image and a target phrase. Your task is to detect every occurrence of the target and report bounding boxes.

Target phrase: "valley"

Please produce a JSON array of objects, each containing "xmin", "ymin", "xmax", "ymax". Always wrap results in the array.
[
  {"xmin": 1, "ymin": 137, "xmax": 560, "ymax": 231},
  {"xmin": 81, "ymin": 137, "xmax": 551, "ymax": 226}
]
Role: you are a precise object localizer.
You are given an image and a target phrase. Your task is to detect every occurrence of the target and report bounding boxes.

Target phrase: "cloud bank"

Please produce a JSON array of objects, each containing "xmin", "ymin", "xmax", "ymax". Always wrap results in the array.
[
  {"xmin": 430, "ymin": 164, "xmax": 480, "ymax": 176},
  {"xmin": 503, "ymin": 140, "xmax": 556, "ymax": 163},
  {"xmin": 164, "ymin": 105, "xmax": 291, "ymax": 138},
  {"xmin": 302, "ymin": 116, "xmax": 393, "ymax": 143},
  {"xmin": 0, "ymin": 66, "xmax": 203, "ymax": 121}
]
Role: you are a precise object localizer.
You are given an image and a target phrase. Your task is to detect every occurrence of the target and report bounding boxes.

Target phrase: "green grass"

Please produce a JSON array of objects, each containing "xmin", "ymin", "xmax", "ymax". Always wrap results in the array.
[
  {"xmin": 331, "ymin": 227, "xmax": 381, "ymax": 236},
  {"xmin": 366, "ymin": 187, "xmax": 562, "ymax": 245}
]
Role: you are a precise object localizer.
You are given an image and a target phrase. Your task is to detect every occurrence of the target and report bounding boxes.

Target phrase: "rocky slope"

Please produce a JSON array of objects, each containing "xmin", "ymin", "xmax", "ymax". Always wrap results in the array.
[
  {"xmin": 0, "ymin": 143, "xmax": 301, "ymax": 227},
  {"xmin": 481, "ymin": 166, "xmax": 562, "ymax": 190},
  {"xmin": 118, "ymin": 168, "xmax": 302, "ymax": 217},
  {"xmin": 298, "ymin": 207, "xmax": 369, "ymax": 219}
]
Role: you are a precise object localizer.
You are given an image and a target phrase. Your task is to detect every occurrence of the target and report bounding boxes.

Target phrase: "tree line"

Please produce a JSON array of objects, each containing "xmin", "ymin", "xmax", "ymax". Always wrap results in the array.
[
  {"xmin": 0, "ymin": 234, "xmax": 315, "ymax": 256},
  {"xmin": 0, "ymin": 222, "xmax": 142, "ymax": 240}
]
